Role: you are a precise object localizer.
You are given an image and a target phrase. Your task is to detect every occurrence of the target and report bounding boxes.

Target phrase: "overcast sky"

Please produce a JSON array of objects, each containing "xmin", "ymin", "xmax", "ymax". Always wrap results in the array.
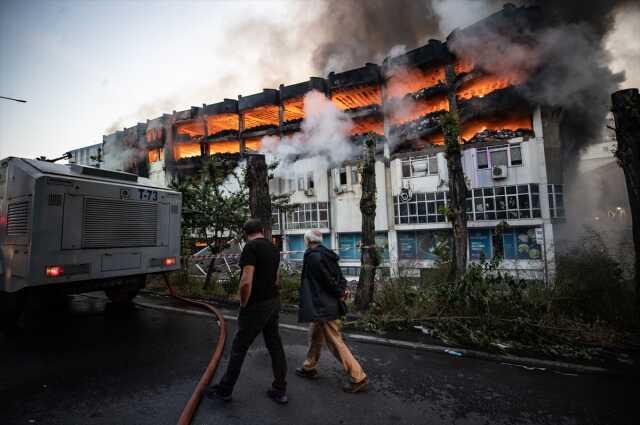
[{"xmin": 0, "ymin": 0, "xmax": 638, "ymax": 160}]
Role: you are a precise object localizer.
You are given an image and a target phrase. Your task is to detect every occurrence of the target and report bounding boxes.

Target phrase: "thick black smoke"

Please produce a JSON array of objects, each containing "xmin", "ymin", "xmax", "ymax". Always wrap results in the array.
[
  {"xmin": 308, "ymin": 0, "xmax": 442, "ymax": 74},
  {"xmin": 306, "ymin": 0, "xmax": 635, "ymax": 153}
]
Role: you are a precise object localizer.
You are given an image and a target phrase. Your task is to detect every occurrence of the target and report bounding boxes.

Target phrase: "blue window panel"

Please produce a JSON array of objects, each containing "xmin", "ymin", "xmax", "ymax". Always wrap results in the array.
[
  {"xmin": 322, "ymin": 233, "xmax": 332, "ymax": 249},
  {"xmin": 398, "ymin": 232, "xmax": 417, "ymax": 259},
  {"xmin": 375, "ymin": 233, "xmax": 390, "ymax": 260},
  {"xmin": 503, "ymin": 231, "xmax": 517, "ymax": 259},
  {"xmin": 469, "ymin": 229, "xmax": 492, "ymax": 260},
  {"xmin": 510, "ymin": 228, "xmax": 542, "ymax": 260},
  {"xmin": 287, "ymin": 235, "xmax": 305, "ymax": 261},
  {"xmin": 339, "ymin": 233, "xmax": 390, "ymax": 261},
  {"xmin": 338, "ymin": 233, "xmax": 360, "ymax": 260}
]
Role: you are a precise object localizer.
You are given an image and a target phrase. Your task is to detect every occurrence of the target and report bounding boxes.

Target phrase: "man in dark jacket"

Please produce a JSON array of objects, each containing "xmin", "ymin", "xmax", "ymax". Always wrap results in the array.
[
  {"xmin": 295, "ymin": 229, "xmax": 368, "ymax": 393},
  {"xmin": 206, "ymin": 218, "xmax": 288, "ymax": 404}
]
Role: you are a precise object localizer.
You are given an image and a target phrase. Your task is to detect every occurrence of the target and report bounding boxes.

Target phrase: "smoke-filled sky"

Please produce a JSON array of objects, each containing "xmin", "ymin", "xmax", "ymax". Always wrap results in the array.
[{"xmin": 1, "ymin": 0, "xmax": 638, "ymax": 160}]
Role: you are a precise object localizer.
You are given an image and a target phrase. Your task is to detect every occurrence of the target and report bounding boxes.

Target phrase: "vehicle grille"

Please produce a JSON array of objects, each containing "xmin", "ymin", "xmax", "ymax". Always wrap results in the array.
[
  {"xmin": 82, "ymin": 198, "xmax": 158, "ymax": 248},
  {"xmin": 7, "ymin": 201, "xmax": 30, "ymax": 236}
]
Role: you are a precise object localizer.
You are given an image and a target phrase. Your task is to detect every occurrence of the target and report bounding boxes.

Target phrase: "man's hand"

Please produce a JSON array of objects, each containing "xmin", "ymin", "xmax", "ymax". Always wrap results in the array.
[{"xmin": 239, "ymin": 265, "xmax": 255, "ymax": 308}]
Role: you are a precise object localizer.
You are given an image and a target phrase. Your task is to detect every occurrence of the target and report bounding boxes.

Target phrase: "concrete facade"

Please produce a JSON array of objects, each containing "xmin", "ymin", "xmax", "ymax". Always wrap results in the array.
[{"xmin": 81, "ymin": 5, "xmax": 568, "ymax": 281}]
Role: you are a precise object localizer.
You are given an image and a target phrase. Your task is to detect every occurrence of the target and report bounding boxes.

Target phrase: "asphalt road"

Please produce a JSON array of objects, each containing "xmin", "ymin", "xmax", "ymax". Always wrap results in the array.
[{"xmin": 0, "ymin": 294, "xmax": 636, "ymax": 425}]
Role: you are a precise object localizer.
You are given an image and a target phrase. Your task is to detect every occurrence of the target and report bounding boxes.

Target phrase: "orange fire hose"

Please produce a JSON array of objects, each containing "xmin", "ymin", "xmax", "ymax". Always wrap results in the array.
[{"xmin": 163, "ymin": 274, "xmax": 227, "ymax": 425}]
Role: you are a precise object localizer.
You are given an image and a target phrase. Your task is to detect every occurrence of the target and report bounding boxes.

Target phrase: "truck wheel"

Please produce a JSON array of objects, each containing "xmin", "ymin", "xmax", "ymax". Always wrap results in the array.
[
  {"xmin": 0, "ymin": 290, "xmax": 26, "ymax": 335},
  {"xmin": 104, "ymin": 275, "xmax": 146, "ymax": 304}
]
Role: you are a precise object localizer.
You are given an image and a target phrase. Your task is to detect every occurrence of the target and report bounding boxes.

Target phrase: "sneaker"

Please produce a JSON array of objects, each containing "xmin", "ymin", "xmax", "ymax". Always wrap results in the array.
[
  {"xmin": 295, "ymin": 367, "xmax": 319, "ymax": 379},
  {"xmin": 267, "ymin": 388, "xmax": 288, "ymax": 405},
  {"xmin": 204, "ymin": 384, "xmax": 232, "ymax": 402},
  {"xmin": 343, "ymin": 377, "xmax": 368, "ymax": 394}
]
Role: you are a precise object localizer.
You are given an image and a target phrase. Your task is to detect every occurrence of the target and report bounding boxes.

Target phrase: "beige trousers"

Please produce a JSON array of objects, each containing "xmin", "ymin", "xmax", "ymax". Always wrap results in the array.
[{"xmin": 302, "ymin": 320, "xmax": 367, "ymax": 383}]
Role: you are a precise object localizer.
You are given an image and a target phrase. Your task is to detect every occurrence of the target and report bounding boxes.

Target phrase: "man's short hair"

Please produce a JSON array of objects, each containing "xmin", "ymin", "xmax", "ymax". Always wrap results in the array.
[
  {"xmin": 243, "ymin": 218, "xmax": 263, "ymax": 236},
  {"xmin": 304, "ymin": 229, "xmax": 323, "ymax": 245}
]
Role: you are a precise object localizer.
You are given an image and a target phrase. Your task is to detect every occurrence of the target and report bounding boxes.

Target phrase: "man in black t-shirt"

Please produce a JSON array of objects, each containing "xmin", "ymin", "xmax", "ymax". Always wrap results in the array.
[{"xmin": 206, "ymin": 219, "xmax": 288, "ymax": 404}]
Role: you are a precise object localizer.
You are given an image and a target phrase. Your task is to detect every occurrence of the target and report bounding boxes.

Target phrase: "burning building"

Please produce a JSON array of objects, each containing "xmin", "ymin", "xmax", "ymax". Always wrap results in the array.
[{"xmin": 91, "ymin": 4, "xmax": 585, "ymax": 280}]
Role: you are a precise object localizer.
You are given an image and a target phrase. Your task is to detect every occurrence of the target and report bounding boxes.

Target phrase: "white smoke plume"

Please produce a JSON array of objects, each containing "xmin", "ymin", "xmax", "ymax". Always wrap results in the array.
[
  {"xmin": 102, "ymin": 128, "xmax": 147, "ymax": 172},
  {"xmin": 261, "ymin": 90, "xmax": 355, "ymax": 178}
]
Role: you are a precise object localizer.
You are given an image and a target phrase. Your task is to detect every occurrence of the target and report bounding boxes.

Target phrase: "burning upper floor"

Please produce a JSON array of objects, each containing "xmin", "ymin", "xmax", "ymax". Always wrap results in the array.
[{"xmin": 102, "ymin": 4, "xmax": 544, "ymax": 171}]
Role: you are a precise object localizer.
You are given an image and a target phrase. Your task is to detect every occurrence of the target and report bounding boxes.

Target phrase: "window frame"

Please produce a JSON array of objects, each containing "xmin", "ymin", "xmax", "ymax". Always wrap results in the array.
[
  {"xmin": 477, "ymin": 143, "xmax": 524, "ymax": 169},
  {"xmin": 401, "ymin": 154, "xmax": 439, "ymax": 178}
]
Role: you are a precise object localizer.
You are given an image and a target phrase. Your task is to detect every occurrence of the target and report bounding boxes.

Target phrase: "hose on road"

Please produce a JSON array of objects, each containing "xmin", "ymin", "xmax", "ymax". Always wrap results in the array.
[{"xmin": 163, "ymin": 274, "xmax": 227, "ymax": 425}]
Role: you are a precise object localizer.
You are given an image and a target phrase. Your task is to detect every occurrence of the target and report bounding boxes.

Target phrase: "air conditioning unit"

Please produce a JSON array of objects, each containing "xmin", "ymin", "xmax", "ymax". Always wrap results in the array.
[
  {"xmin": 334, "ymin": 186, "xmax": 345, "ymax": 194},
  {"xmin": 492, "ymin": 165, "xmax": 508, "ymax": 179},
  {"xmin": 304, "ymin": 188, "xmax": 315, "ymax": 196},
  {"xmin": 401, "ymin": 179, "xmax": 412, "ymax": 190}
]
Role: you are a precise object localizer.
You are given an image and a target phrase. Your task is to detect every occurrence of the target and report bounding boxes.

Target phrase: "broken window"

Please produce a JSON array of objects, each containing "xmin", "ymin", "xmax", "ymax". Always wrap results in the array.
[
  {"xmin": 350, "ymin": 166, "xmax": 359, "ymax": 185},
  {"xmin": 401, "ymin": 155, "xmax": 439, "ymax": 177},
  {"xmin": 477, "ymin": 150, "xmax": 489, "ymax": 169},
  {"xmin": 492, "ymin": 149, "xmax": 508, "ymax": 167},
  {"xmin": 339, "ymin": 168, "xmax": 348, "ymax": 186},
  {"xmin": 307, "ymin": 172, "xmax": 314, "ymax": 189},
  {"xmin": 510, "ymin": 143, "xmax": 522, "ymax": 166},
  {"xmin": 477, "ymin": 144, "xmax": 524, "ymax": 169}
]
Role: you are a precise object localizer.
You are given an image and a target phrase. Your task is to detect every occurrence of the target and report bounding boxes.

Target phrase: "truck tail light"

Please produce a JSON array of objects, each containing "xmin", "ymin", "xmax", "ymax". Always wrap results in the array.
[
  {"xmin": 46, "ymin": 265, "xmax": 64, "ymax": 277},
  {"xmin": 163, "ymin": 257, "xmax": 176, "ymax": 267}
]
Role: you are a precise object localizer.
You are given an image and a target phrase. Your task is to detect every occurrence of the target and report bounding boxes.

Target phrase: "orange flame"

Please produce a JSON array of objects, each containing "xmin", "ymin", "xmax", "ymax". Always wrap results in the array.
[
  {"xmin": 243, "ymin": 105, "xmax": 279, "ymax": 131},
  {"xmin": 176, "ymin": 120, "xmax": 205, "ymax": 137},
  {"xmin": 454, "ymin": 58, "xmax": 474, "ymax": 75},
  {"xmin": 420, "ymin": 111, "xmax": 533, "ymax": 146},
  {"xmin": 389, "ymin": 96, "xmax": 449, "ymax": 126},
  {"xmin": 207, "ymin": 113, "xmax": 239, "ymax": 135},
  {"xmin": 244, "ymin": 137, "xmax": 262, "ymax": 152},
  {"xmin": 283, "ymin": 97, "xmax": 305, "ymax": 122},
  {"xmin": 174, "ymin": 143, "xmax": 201, "ymax": 159},
  {"xmin": 460, "ymin": 114, "xmax": 533, "ymax": 141},
  {"xmin": 148, "ymin": 148, "xmax": 164, "ymax": 163},
  {"xmin": 208, "ymin": 140, "xmax": 241, "ymax": 154},
  {"xmin": 331, "ymin": 84, "xmax": 381, "ymax": 111},
  {"xmin": 351, "ymin": 116, "xmax": 384, "ymax": 136},
  {"xmin": 385, "ymin": 66, "xmax": 446, "ymax": 99},
  {"xmin": 456, "ymin": 73, "xmax": 524, "ymax": 101}
]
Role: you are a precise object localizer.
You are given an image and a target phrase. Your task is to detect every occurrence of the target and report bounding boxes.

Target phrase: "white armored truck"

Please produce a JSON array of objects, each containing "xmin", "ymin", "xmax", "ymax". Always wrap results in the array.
[{"xmin": 0, "ymin": 157, "xmax": 181, "ymax": 326}]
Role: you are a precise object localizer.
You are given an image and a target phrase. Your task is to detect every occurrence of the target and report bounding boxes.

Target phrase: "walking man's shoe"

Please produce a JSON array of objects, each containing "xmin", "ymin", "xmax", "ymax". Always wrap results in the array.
[
  {"xmin": 295, "ymin": 367, "xmax": 319, "ymax": 379},
  {"xmin": 204, "ymin": 384, "xmax": 232, "ymax": 402},
  {"xmin": 267, "ymin": 388, "xmax": 289, "ymax": 404},
  {"xmin": 343, "ymin": 377, "xmax": 369, "ymax": 394}
]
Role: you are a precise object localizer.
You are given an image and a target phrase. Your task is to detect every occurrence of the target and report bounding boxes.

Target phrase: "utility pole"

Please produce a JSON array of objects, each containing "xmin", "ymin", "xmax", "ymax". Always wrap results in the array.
[
  {"xmin": 245, "ymin": 153, "xmax": 273, "ymax": 241},
  {"xmin": 443, "ymin": 62, "xmax": 469, "ymax": 281},
  {"xmin": 355, "ymin": 133, "xmax": 380, "ymax": 311},
  {"xmin": 611, "ymin": 88, "xmax": 640, "ymax": 311}
]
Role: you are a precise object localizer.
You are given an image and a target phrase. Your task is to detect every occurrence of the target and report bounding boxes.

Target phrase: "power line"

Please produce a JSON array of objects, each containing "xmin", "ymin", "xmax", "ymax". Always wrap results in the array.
[{"xmin": 0, "ymin": 96, "xmax": 27, "ymax": 103}]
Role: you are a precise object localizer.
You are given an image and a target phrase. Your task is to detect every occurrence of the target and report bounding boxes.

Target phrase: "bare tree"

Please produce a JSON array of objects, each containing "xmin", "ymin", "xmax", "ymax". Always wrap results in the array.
[
  {"xmin": 442, "ymin": 63, "xmax": 469, "ymax": 281},
  {"xmin": 246, "ymin": 153, "xmax": 273, "ymax": 240},
  {"xmin": 355, "ymin": 134, "xmax": 381, "ymax": 311},
  {"xmin": 611, "ymin": 88, "xmax": 640, "ymax": 310}
]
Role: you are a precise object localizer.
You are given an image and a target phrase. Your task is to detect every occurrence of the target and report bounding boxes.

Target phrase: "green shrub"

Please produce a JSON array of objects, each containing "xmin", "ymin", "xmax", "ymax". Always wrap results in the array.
[
  {"xmin": 553, "ymin": 234, "xmax": 635, "ymax": 325},
  {"xmin": 280, "ymin": 269, "xmax": 301, "ymax": 305}
]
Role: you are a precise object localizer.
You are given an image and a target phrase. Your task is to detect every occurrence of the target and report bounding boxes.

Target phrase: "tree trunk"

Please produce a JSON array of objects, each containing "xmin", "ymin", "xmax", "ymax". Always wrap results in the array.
[
  {"xmin": 611, "ymin": 88, "xmax": 640, "ymax": 311},
  {"xmin": 443, "ymin": 63, "xmax": 469, "ymax": 281},
  {"xmin": 355, "ymin": 134, "xmax": 380, "ymax": 311},
  {"xmin": 246, "ymin": 154, "xmax": 273, "ymax": 241}
]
